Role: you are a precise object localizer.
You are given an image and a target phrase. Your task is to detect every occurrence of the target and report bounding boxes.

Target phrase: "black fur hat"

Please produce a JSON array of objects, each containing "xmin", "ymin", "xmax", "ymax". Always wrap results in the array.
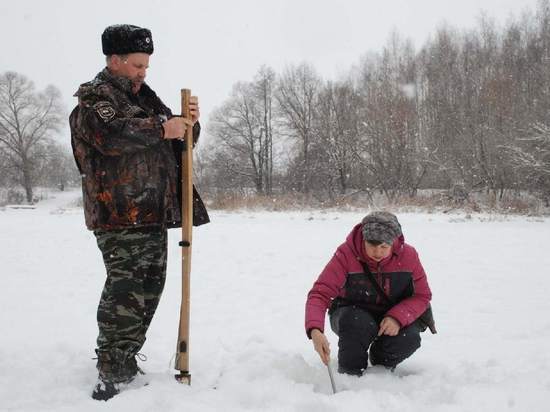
[{"xmin": 102, "ymin": 24, "xmax": 154, "ymax": 55}]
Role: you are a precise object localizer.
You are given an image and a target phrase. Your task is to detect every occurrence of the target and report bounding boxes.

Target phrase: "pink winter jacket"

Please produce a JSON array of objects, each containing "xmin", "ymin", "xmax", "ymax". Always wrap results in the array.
[{"xmin": 305, "ymin": 223, "xmax": 432, "ymax": 336}]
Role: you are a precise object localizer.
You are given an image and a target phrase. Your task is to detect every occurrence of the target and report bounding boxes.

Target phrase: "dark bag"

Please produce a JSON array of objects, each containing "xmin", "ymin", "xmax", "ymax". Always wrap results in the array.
[
  {"xmin": 361, "ymin": 262, "xmax": 437, "ymax": 334},
  {"xmin": 415, "ymin": 304, "xmax": 437, "ymax": 334}
]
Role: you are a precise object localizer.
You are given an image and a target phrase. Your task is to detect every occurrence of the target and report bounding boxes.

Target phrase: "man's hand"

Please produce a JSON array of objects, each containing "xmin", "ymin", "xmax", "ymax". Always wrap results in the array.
[
  {"xmin": 189, "ymin": 96, "xmax": 200, "ymax": 124},
  {"xmin": 378, "ymin": 316, "xmax": 400, "ymax": 336},
  {"xmin": 162, "ymin": 116, "xmax": 194, "ymax": 140},
  {"xmin": 311, "ymin": 329, "xmax": 331, "ymax": 365},
  {"xmin": 162, "ymin": 96, "xmax": 200, "ymax": 140}
]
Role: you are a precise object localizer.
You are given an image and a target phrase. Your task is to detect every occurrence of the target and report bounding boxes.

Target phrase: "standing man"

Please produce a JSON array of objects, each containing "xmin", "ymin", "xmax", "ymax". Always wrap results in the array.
[{"xmin": 69, "ymin": 24, "xmax": 209, "ymax": 400}]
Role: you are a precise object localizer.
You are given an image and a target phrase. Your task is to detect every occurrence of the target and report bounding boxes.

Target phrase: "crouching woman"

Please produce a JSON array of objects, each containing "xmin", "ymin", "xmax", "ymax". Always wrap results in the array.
[{"xmin": 305, "ymin": 211, "xmax": 435, "ymax": 376}]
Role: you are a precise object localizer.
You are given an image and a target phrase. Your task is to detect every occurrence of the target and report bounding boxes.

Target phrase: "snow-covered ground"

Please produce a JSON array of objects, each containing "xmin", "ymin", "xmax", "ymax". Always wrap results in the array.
[{"xmin": 1, "ymin": 190, "xmax": 549, "ymax": 412}]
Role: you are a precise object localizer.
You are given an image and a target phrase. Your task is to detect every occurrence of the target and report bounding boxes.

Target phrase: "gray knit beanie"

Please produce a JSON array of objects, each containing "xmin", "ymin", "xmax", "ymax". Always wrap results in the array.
[{"xmin": 361, "ymin": 211, "xmax": 402, "ymax": 245}]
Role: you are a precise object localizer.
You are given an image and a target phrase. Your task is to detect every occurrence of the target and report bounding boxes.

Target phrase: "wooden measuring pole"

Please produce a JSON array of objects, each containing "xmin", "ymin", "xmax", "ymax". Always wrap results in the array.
[{"xmin": 175, "ymin": 88, "xmax": 193, "ymax": 384}]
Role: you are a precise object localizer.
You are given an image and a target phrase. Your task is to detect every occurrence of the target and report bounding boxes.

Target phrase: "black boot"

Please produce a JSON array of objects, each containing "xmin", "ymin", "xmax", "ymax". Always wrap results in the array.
[
  {"xmin": 91, "ymin": 349, "xmax": 142, "ymax": 401},
  {"xmin": 337, "ymin": 365, "xmax": 365, "ymax": 376},
  {"xmin": 92, "ymin": 378, "xmax": 120, "ymax": 401}
]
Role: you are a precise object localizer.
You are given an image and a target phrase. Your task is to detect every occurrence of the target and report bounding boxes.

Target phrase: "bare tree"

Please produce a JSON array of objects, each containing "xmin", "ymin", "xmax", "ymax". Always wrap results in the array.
[
  {"xmin": 208, "ymin": 66, "xmax": 276, "ymax": 194},
  {"xmin": 0, "ymin": 71, "xmax": 64, "ymax": 202},
  {"xmin": 352, "ymin": 35, "xmax": 425, "ymax": 201},
  {"xmin": 254, "ymin": 66, "xmax": 276, "ymax": 195},
  {"xmin": 33, "ymin": 142, "xmax": 80, "ymax": 189},
  {"xmin": 276, "ymin": 63, "xmax": 321, "ymax": 194},
  {"xmin": 502, "ymin": 123, "xmax": 550, "ymax": 204},
  {"xmin": 315, "ymin": 79, "xmax": 361, "ymax": 197},
  {"xmin": 417, "ymin": 26, "xmax": 468, "ymax": 189}
]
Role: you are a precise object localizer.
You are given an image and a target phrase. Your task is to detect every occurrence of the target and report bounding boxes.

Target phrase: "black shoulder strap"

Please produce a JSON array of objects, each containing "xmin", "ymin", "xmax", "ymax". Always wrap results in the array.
[
  {"xmin": 361, "ymin": 262, "xmax": 394, "ymax": 305},
  {"xmin": 362, "ymin": 261, "xmax": 437, "ymax": 334}
]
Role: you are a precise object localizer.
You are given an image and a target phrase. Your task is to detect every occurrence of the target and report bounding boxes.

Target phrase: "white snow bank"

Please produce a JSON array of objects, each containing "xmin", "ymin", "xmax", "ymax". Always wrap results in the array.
[{"xmin": 1, "ymin": 190, "xmax": 549, "ymax": 411}]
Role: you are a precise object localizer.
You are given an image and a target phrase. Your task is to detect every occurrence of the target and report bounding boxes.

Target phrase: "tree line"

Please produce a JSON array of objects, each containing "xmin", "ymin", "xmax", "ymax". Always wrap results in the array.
[
  {"xmin": 200, "ymin": 1, "xmax": 550, "ymax": 207},
  {"xmin": 2, "ymin": 2, "xmax": 550, "ymax": 209}
]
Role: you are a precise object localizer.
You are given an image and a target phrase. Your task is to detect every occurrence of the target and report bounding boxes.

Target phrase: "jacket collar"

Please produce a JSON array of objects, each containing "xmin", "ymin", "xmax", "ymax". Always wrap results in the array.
[
  {"xmin": 347, "ymin": 223, "xmax": 405, "ymax": 268},
  {"xmin": 96, "ymin": 67, "xmax": 134, "ymax": 94},
  {"xmin": 95, "ymin": 68, "xmax": 157, "ymax": 100}
]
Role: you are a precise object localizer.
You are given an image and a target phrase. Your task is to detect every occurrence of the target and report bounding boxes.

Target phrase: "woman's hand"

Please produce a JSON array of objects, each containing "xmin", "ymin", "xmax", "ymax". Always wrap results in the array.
[
  {"xmin": 378, "ymin": 316, "xmax": 400, "ymax": 336},
  {"xmin": 311, "ymin": 329, "xmax": 331, "ymax": 365}
]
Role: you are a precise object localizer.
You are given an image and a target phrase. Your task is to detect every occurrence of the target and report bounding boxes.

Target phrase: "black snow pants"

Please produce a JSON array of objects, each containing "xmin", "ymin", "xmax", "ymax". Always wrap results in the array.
[{"xmin": 329, "ymin": 305, "xmax": 421, "ymax": 375}]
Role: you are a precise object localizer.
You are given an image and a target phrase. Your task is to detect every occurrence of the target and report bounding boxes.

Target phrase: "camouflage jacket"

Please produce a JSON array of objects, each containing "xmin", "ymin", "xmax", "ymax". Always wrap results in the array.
[{"xmin": 69, "ymin": 68, "xmax": 209, "ymax": 230}]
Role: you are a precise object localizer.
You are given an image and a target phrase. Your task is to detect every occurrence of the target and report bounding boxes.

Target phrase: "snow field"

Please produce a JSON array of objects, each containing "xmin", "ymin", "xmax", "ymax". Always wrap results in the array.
[{"xmin": 1, "ymin": 191, "xmax": 549, "ymax": 411}]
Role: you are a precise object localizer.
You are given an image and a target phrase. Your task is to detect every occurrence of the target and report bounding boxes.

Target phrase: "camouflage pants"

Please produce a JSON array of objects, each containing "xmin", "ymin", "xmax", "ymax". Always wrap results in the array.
[{"xmin": 94, "ymin": 226, "xmax": 167, "ymax": 358}]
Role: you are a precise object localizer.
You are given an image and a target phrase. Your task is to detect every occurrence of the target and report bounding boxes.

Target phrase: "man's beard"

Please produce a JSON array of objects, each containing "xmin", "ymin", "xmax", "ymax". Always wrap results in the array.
[{"xmin": 132, "ymin": 79, "xmax": 144, "ymax": 93}]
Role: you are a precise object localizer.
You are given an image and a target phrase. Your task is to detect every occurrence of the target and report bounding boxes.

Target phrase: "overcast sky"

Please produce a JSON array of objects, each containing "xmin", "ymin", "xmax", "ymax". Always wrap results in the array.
[{"xmin": 0, "ymin": 0, "xmax": 541, "ymax": 141}]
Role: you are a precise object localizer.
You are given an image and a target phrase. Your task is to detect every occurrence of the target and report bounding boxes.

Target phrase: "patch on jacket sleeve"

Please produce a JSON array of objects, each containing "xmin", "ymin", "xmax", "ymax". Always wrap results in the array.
[
  {"xmin": 94, "ymin": 101, "xmax": 116, "ymax": 122},
  {"xmin": 123, "ymin": 104, "xmax": 145, "ymax": 118}
]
